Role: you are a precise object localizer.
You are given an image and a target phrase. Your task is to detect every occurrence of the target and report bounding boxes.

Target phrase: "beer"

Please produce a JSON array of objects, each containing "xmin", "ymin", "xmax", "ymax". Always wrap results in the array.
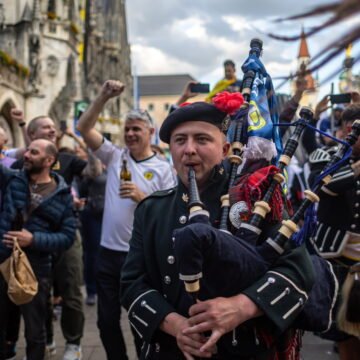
[{"xmin": 120, "ymin": 159, "xmax": 131, "ymax": 182}]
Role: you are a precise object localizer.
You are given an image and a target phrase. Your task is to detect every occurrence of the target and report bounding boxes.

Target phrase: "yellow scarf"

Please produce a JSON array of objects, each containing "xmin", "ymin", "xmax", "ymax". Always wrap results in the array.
[{"xmin": 205, "ymin": 78, "xmax": 236, "ymax": 102}]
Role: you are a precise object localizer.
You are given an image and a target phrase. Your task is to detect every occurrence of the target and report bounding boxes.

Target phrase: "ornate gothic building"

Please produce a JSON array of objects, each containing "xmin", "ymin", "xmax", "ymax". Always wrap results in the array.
[
  {"xmin": 83, "ymin": 0, "xmax": 133, "ymax": 144},
  {"xmin": 0, "ymin": 0, "xmax": 132, "ymax": 147}
]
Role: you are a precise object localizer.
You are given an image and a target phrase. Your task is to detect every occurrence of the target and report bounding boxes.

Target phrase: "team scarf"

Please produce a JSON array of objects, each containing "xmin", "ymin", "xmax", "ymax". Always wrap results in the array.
[
  {"xmin": 241, "ymin": 53, "xmax": 283, "ymax": 162},
  {"xmin": 205, "ymin": 78, "xmax": 236, "ymax": 102}
]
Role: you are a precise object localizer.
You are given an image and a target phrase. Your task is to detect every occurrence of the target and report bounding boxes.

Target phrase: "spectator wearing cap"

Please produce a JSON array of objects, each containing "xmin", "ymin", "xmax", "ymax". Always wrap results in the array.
[
  {"xmin": 120, "ymin": 96, "xmax": 315, "ymax": 360},
  {"xmin": 77, "ymin": 80, "xmax": 177, "ymax": 360}
]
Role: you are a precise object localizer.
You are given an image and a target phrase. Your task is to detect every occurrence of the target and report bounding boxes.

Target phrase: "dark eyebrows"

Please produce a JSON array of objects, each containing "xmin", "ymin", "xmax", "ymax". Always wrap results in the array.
[
  {"xmin": 172, "ymin": 133, "xmax": 187, "ymax": 139},
  {"xmin": 171, "ymin": 132, "xmax": 215, "ymax": 141}
]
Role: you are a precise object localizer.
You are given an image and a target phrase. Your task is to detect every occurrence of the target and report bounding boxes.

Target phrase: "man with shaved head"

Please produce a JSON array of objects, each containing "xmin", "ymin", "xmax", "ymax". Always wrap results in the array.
[
  {"xmin": 10, "ymin": 111, "xmax": 101, "ymax": 360},
  {"xmin": 0, "ymin": 139, "xmax": 76, "ymax": 360}
]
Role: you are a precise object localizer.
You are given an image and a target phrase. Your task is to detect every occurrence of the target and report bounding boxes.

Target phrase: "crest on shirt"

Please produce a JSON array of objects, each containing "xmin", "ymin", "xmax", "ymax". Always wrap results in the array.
[{"xmin": 144, "ymin": 171, "xmax": 154, "ymax": 180}]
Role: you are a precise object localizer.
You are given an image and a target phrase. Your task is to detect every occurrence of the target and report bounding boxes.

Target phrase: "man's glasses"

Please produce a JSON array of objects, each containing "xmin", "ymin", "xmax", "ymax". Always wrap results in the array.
[{"xmin": 126, "ymin": 109, "xmax": 154, "ymax": 126}]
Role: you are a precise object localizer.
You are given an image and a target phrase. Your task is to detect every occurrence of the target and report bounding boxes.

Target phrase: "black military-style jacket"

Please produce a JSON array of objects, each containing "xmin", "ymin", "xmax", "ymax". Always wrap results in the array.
[
  {"xmin": 309, "ymin": 147, "xmax": 360, "ymax": 258},
  {"xmin": 121, "ymin": 166, "xmax": 315, "ymax": 359}
]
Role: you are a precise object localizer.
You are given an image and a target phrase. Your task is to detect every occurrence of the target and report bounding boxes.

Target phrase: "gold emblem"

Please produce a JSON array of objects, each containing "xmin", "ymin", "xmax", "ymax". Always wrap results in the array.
[
  {"xmin": 248, "ymin": 100, "xmax": 266, "ymax": 131},
  {"xmin": 144, "ymin": 171, "xmax": 154, "ymax": 180},
  {"xmin": 219, "ymin": 167, "xmax": 224, "ymax": 175},
  {"xmin": 52, "ymin": 161, "xmax": 60, "ymax": 170},
  {"xmin": 182, "ymin": 193, "xmax": 189, "ymax": 203}
]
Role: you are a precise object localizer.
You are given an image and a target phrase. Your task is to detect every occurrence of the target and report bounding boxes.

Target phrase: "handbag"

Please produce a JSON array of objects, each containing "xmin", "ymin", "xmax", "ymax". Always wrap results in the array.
[{"xmin": 0, "ymin": 239, "xmax": 38, "ymax": 305}]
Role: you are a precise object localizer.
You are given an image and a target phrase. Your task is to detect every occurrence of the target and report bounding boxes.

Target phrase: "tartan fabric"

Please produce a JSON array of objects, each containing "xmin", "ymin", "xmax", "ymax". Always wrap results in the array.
[{"xmin": 229, "ymin": 165, "xmax": 285, "ymax": 222}]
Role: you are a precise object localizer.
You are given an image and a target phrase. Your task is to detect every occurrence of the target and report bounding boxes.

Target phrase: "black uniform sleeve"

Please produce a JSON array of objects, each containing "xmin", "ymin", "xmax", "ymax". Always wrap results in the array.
[
  {"xmin": 121, "ymin": 205, "xmax": 176, "ymax": 343},
  {"xmin": 322, "ymin": 165, "xmax": 356, "ymax": 195},
  {"xmin": 242, "ymin": 244, "xmax": 315, "ymax": 332}
]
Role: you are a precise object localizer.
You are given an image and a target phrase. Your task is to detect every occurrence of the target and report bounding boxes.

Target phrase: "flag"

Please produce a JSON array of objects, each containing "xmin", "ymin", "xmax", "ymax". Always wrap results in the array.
[{"xmin": 241, "ymin": 54, "xmax": 282, "ymax": 161}]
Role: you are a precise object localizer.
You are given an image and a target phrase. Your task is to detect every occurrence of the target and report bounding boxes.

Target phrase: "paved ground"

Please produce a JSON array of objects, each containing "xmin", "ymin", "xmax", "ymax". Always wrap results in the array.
[{"xmin": 17, "ymin": 300, "xmax": 339, "ymax": 360}]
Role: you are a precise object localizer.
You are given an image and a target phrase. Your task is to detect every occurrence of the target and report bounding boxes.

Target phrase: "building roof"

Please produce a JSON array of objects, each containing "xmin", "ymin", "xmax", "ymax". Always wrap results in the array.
[
  {"xmin": 298, "ymin": 29, "xmax": 310, "ymax": 59},
  {"xmin": 138, "ymin": 74, "xmax": 196, "ymax": 96}
]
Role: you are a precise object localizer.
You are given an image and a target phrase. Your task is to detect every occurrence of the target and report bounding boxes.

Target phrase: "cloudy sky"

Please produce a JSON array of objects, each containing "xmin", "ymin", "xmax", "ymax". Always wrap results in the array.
[{"xmin": 125, "ymin": 0, "xmax": 360, "ymax": 96}]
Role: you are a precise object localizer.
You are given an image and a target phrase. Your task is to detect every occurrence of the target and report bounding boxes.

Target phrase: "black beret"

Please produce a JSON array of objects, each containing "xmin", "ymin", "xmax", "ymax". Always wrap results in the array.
[{"xmin": 159, "ymin": 102, "xmax": 228, "ymax": 144}]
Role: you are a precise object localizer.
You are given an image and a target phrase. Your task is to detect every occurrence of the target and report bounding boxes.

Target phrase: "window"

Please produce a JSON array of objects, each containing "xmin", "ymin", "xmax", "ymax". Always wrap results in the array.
[
  {"xmin": 148, "ymin": 103, "xmax": 154, "ymax": 111},
  {"xmin": 164, "ymin": 103, "xmax": 170, "ymax": 111}
]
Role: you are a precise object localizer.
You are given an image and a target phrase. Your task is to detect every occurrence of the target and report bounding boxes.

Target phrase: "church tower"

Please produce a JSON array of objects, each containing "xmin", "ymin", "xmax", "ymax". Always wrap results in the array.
[{"xmin": 291, "ymin": 28, "xmax": 319, "ymax": 109}]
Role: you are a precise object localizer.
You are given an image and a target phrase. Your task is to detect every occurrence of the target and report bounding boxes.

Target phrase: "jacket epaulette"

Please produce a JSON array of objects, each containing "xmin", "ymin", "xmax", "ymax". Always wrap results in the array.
[{"xmin": 137, "ymin": 187, "xmax": 177, "ymax": 207}]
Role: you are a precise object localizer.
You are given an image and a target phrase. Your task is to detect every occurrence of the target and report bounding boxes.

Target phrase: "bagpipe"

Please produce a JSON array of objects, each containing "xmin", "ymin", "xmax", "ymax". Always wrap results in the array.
[{"xmin": 173, "ymin": 38, "xmax": 360, "ymax": 335}]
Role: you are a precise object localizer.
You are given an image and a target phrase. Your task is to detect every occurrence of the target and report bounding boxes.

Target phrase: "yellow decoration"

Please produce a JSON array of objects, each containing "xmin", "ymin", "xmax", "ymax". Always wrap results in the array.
[
  {"xmin": 0, "ymin": 50, "xmax": 30, "ymax": 78},
  {"xmin": 78, "ymin": 42, "xmax": 84, "ymax": 63},
  {"xmin": 47, "ymin": 12, "xmax": 56, "ymax": 20},
  {"xmin": 346, "ymin": 44, "xmax": 352, "ymax": 58},
  {"xmin": 79, "ymin": 8, "xmax": 86, "ymax": 22},
  {"xmin": 205, "ymin": 78, "xmax": 236, "ymax": 102},
  {"xmin": 70, "ymin": 22, "xmax": 80, "ymax": 35},
  {"xmin": 248, "ymin": 100, "xmax": 266, "ymax": 132}
]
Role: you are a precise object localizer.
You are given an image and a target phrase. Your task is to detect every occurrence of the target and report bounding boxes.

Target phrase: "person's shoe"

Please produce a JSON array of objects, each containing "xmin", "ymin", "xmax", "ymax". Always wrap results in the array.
[
  {"xmin": 46, "ymin": 340, "xmax": 57, "ymax": 357},
  {"xmin": 85, "ymin": 294, "xmax": 96, "ymax": 306},
  {"xmin": 63, "ymin": 344, "xmax": 82, "ymax": 360},
  {"xmin": 4, "ymin": 342, "xmax": 16, "ymax": 360}
]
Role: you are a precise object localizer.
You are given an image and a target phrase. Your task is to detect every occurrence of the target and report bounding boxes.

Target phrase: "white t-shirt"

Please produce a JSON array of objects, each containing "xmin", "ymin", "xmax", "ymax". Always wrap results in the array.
[{"xmin": 94, "ymin": 138, "xmax": 177, "ymax": 252}]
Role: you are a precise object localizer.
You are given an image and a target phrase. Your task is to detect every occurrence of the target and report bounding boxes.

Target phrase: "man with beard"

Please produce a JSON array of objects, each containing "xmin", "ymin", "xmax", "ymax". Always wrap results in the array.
[
  {"xmin": 0, "ymin": 139, "xmax": 76, "ymax": 360},
  {"xmin": 9, "ymin": 111, "xmax": 101, "ymax": 360},
  {"xmin": 77, "ymin": 80, "xmax": 177, "ymax": 360}
]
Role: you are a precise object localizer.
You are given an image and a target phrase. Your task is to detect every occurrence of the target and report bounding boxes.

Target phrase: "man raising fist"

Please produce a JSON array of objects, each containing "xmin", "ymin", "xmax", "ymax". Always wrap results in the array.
[{"xmin": 77, "ymin": 80, "xmax": 176, "ymax": 360}]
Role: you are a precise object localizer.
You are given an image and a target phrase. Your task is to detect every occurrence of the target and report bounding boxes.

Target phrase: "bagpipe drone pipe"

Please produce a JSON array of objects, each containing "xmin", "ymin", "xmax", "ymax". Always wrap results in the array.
[{"xmin": 172, "ymin": 38, "xmax": 360, "ymax": 333}]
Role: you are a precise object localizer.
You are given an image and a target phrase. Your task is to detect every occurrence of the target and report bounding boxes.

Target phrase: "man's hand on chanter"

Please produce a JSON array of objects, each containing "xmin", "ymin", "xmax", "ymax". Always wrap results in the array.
[{"xmin": 184, "ymin": 294, "xmax": 263, "ymax": 353}]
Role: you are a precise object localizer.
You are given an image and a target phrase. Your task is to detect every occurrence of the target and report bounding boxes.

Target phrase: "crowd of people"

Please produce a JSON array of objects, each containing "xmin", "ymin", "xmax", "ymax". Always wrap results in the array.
[{"xmin": 0, "ymin": 62, "xmax": 359, "ymax": 360}]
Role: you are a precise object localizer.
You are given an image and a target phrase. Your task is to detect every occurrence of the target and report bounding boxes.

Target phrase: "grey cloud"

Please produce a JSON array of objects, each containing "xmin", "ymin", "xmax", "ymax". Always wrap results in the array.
[
  {"xmin": 126, "ymin": 0, "xmax": 351, "ymax": 82},
  {"xmin": 202, "ymin": 16, "xmax": 238, "ymax": 39}
]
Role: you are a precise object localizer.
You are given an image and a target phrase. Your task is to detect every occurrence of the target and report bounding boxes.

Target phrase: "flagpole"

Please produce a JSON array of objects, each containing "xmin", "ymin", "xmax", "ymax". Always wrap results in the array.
[{"xmin": 133, "ymin": 65, "xmax": 139, "ymax": 110}]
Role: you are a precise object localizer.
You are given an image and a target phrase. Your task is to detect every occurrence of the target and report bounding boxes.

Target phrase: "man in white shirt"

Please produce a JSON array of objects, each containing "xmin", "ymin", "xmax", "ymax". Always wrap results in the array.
[{"xmin": 77, "ymin": 80, "xmax": 176, "ymax": 360}]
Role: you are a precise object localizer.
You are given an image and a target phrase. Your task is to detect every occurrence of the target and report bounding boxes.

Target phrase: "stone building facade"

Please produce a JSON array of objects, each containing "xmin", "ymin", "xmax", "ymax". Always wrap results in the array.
[
  {"xmin": 0, "ymin": 0, "xmax": 132, "ymax": 148},
  {"xmin": 83, "ymin": 0, "xmax": 133, "ymax": 145}
]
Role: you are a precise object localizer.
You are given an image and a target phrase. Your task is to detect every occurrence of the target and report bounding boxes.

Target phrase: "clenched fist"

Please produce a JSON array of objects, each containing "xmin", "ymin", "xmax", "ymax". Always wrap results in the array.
[
  {"xmin": 10, "ymin": 108, "xmax": 25, "ymax": 124},
  {"xmin": 100, "ymin": 80, "xmax": 125, "ymax": 100}
]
